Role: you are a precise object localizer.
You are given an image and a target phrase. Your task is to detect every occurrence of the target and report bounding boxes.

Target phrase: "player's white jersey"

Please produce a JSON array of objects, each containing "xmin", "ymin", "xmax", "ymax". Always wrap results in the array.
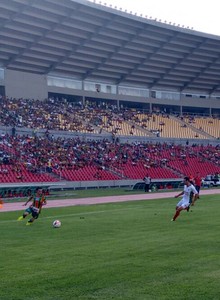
[{"xmin": 182, "ymin": 184, "xmax": 198, "ymax": 203}]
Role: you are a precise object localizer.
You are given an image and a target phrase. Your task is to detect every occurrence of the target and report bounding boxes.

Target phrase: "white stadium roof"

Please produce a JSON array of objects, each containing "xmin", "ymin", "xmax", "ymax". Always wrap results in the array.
[{"xmin": 1, "ymin": 0, "xmax": 220, "ymax": 94}]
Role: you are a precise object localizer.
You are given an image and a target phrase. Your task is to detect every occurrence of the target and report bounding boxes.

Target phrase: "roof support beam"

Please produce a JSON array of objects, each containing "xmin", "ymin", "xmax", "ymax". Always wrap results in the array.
[
  {"xmin": 81, "ymin": 24, "xmax": 149, "ymax": 81},
  {"xmin": 116, "ymin": 32, "xmax": 179, "ymax": 85},
  {"xmin": 4, "ymin": 4, "xmax": 80, "ymax": 68},
  {"xmin": 148, "ymin": 39, "xmax": 208, "ymax": 89},
  {"xmin": 180, "ymin": 54, "xmax": 220, "ymax": 92},
  {"xmin": 1, "ymin": 0, "xmax": 220, "ymax": 93},
  {"xmin": 0, "ymin": 0, "xmax": 37, "ymax": 29},
  {"xmin": 44, "ymin": 15, "xmax": 116, "ymax": 74},
  {"xmin": 208, "ymin": 84, "xmax": 220, "ymax": 95}
]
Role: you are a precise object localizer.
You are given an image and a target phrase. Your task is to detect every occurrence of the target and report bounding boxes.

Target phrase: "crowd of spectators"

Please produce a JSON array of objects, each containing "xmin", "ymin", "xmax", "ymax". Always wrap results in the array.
[
  {"xmin": 0, "ymin": 96, "xmax": 98, "ymax": 133},
  {"xmin": 1, "ymin": 96, "xmax": 220, "ymax": 139},
  {"xmin": 0, "ymin": 132, "xmax": 219, "ymax": 182},
  {"xmin": 0, "ymin": 96, "xmax": 220, "ymax": 184}
]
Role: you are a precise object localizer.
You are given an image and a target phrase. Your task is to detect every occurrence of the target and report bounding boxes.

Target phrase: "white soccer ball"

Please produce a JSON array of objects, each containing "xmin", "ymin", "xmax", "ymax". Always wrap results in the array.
[{"xmin": 53, "ymin": 220, "xmax": 61, "ymax": 228}]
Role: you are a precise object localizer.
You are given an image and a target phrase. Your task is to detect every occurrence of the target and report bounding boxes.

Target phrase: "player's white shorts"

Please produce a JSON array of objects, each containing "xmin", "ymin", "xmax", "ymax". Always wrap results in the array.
[{"xmin": 176, "ymin": 199, "xmax": 189, "ymax": 209}]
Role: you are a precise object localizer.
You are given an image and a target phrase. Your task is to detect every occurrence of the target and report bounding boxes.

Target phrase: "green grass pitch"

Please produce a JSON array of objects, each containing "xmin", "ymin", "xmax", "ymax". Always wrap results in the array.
[{"xmin": 1, "ymin": 194, "xmax": 220, "ymax": 300}]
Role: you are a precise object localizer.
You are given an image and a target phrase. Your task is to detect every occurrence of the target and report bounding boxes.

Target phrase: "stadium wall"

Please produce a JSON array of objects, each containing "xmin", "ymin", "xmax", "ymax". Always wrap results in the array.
[
  {"xmin": 5, "ymin": 69, "xmax": 48, "ymax": 100},
  {"xmin": 3, "ymin": 69, "xmax": 220, "ymax": 113},
  {"xmin": 0, "ymin": 125, "xmax": 219, "ymax": 146},
  {"xmin": 0, "ymin": 178, "xmax": 183, "ymax": 191},
  {"xmin": 46, "ymin": 85, "xmax": 220, "ymax": 113}
]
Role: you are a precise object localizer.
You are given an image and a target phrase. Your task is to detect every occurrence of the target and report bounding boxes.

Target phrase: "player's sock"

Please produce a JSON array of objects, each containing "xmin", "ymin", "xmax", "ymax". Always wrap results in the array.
[{"xmin": 173, "ymin": 210, "xmax": 180, "ymax": 221}]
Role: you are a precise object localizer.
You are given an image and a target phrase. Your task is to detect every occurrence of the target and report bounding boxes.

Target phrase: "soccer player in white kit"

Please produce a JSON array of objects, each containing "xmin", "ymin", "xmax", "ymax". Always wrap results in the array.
[{"xmin": 171, "ymin": 176, "xmax": 198, "ymax": 221}]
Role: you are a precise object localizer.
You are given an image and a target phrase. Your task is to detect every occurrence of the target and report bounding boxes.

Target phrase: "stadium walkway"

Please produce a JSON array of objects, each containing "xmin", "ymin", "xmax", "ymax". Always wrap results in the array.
[{"xmin": 1, "ymin": 189, "xmax": 220, "ymax": 213}]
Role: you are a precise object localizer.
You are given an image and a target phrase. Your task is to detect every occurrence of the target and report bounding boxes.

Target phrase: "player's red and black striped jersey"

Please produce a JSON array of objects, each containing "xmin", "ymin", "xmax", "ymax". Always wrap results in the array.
[{"xmin": 33, "ymin": 196, "xmax": 46, "ymax": 209}]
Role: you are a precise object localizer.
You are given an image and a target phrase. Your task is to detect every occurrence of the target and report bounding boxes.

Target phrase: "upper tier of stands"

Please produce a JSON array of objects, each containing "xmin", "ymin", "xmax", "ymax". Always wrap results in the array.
[
  {"xmin": 183, "ymin": 116, "xmax": 220, "ymax": 139},
  {"xmin": 1, "ymin": 96, "xmax": 220, "ymax": 139}
]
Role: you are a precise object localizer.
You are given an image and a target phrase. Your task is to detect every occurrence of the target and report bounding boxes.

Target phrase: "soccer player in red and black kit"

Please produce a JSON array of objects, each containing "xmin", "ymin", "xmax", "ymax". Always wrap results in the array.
[{"xmin": 17, "ymin": 187, "xmax": 47, "ymax": 225}]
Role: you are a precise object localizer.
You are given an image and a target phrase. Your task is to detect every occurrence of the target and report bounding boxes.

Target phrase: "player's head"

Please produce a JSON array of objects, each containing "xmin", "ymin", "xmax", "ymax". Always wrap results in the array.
[
  {"xmin": 36, "ymin": 187, "xmax": 43, "ymax": 195},
  {"xmin": 184, "ymin": 176, "xmax": 190, "ymax": 184}
]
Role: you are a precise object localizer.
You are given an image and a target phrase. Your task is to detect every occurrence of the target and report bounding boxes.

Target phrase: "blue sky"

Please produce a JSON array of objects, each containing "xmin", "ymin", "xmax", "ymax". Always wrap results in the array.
[{"xmin": 88, "ymin": 0, "xmax": 220, "ymax": 36}]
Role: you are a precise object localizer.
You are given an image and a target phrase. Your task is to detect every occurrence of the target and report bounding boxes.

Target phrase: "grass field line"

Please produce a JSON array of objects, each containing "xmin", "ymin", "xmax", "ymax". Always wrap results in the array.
[{"xmin": 0, "ymin": 204, "xmax": 145, "ymax": 224}]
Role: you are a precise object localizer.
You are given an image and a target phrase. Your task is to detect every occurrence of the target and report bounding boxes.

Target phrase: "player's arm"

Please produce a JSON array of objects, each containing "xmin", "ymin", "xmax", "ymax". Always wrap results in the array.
[
  {"xmin": 41, "ymin": 195, "xmax": 47, "ymax": 206},
  {"xmin": 175, "ymin": 191, "xmax": 184, "ymax": 198},
  {"xmin": 39, "ymin": 198, "xmax": 47, "ymax": 214},
  {"xmin": 23, "ymin": 195, "xmax": 33, "ymax": 206},
  {"xmin": 191, "ymin": 186, "xmax": 199, "ymax": 206}
]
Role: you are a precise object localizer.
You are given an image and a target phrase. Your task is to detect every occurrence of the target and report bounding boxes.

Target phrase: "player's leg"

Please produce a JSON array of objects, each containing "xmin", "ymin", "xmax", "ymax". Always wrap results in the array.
[
  {"xmin": 17, "ymin": 209, "xmax": 30, "ymax": 221},
  {"xmin": 144, "ymin": 184, "xmax": 148, "ymax": 192},
  {"xmin": 196, "ymin": 186, "xmax": 200, "ymax": 199},
  {"xmin": 146, "ymin": 184, "xmax": 150, "ymax": 192},
  {"xmin": 171, "ymin": 207, "xmax": 181, "ymax": 221},
  {"xmin": 172, "ymin": 199, "xmax": 182, "ymax": 221},
  {"xmin": 171, "ymin": 203, "xmax": 185, "ymax": 221},
  {"xmin": 26, "ymin": 217, "xmax": 34, "ymax": 225},
  {"xmin": 26, "ymin": 211, "xmax": 38, "ymax": 225}
]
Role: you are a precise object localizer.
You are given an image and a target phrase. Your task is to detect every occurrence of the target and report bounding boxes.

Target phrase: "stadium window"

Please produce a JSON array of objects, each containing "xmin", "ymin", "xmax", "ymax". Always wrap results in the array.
[
  {"xmin": 106, "ymin": 85, "xmax": 112, "ymax": 93},
  {"xmin": 47, "ymin": 76, "xmax": 82, "ymax": 89},
  {"xmin": 0, "ymin": 68, "xmax": 4, "ymax": 80},
  {"xmin": 0, "ymin": 86, "xmax": 5, "ymax": 96},
  {"xmin": 199, "ymin": 95, "xmax": 206, "ymax": 99},
  {"xmin": 151, "ymin": 91, "xmax": 156, "ymax": 98},
  {"xmin": 185, "ymin": 94, "xmax": 192, "ymax": 97}
]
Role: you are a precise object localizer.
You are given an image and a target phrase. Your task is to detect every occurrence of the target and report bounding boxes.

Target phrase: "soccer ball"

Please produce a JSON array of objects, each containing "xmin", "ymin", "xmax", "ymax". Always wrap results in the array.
[{"xmin": 53, "ymin": 220, "xmax": 61, "ymax": 228}]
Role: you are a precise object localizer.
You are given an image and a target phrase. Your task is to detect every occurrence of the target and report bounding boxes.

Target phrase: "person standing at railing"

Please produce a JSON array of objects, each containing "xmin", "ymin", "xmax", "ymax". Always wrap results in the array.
[
  {"xmin": 194, "ymin": 172, "xmax": 202, "ymax": 199},
  {"xmin": 143, "ymin": 174, "xmax": 151, "ymax": 192}
]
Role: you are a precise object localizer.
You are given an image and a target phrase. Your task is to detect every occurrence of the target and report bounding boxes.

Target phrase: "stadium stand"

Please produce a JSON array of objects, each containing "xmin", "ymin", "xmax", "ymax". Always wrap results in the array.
[
  {"xmin": 0, "ymin": 97, "xmax": 218, "ymax": 139},
  {"xmin": 0, "ymin": 0, "xmax": 220, "ymax": 195},
  {"xmin": 182, "ymin": 116, "xmax": 220, "ymax": 139},
  {"xmin": 0, "ymin": 131, "xmax": 219, "ymax": 186}
]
